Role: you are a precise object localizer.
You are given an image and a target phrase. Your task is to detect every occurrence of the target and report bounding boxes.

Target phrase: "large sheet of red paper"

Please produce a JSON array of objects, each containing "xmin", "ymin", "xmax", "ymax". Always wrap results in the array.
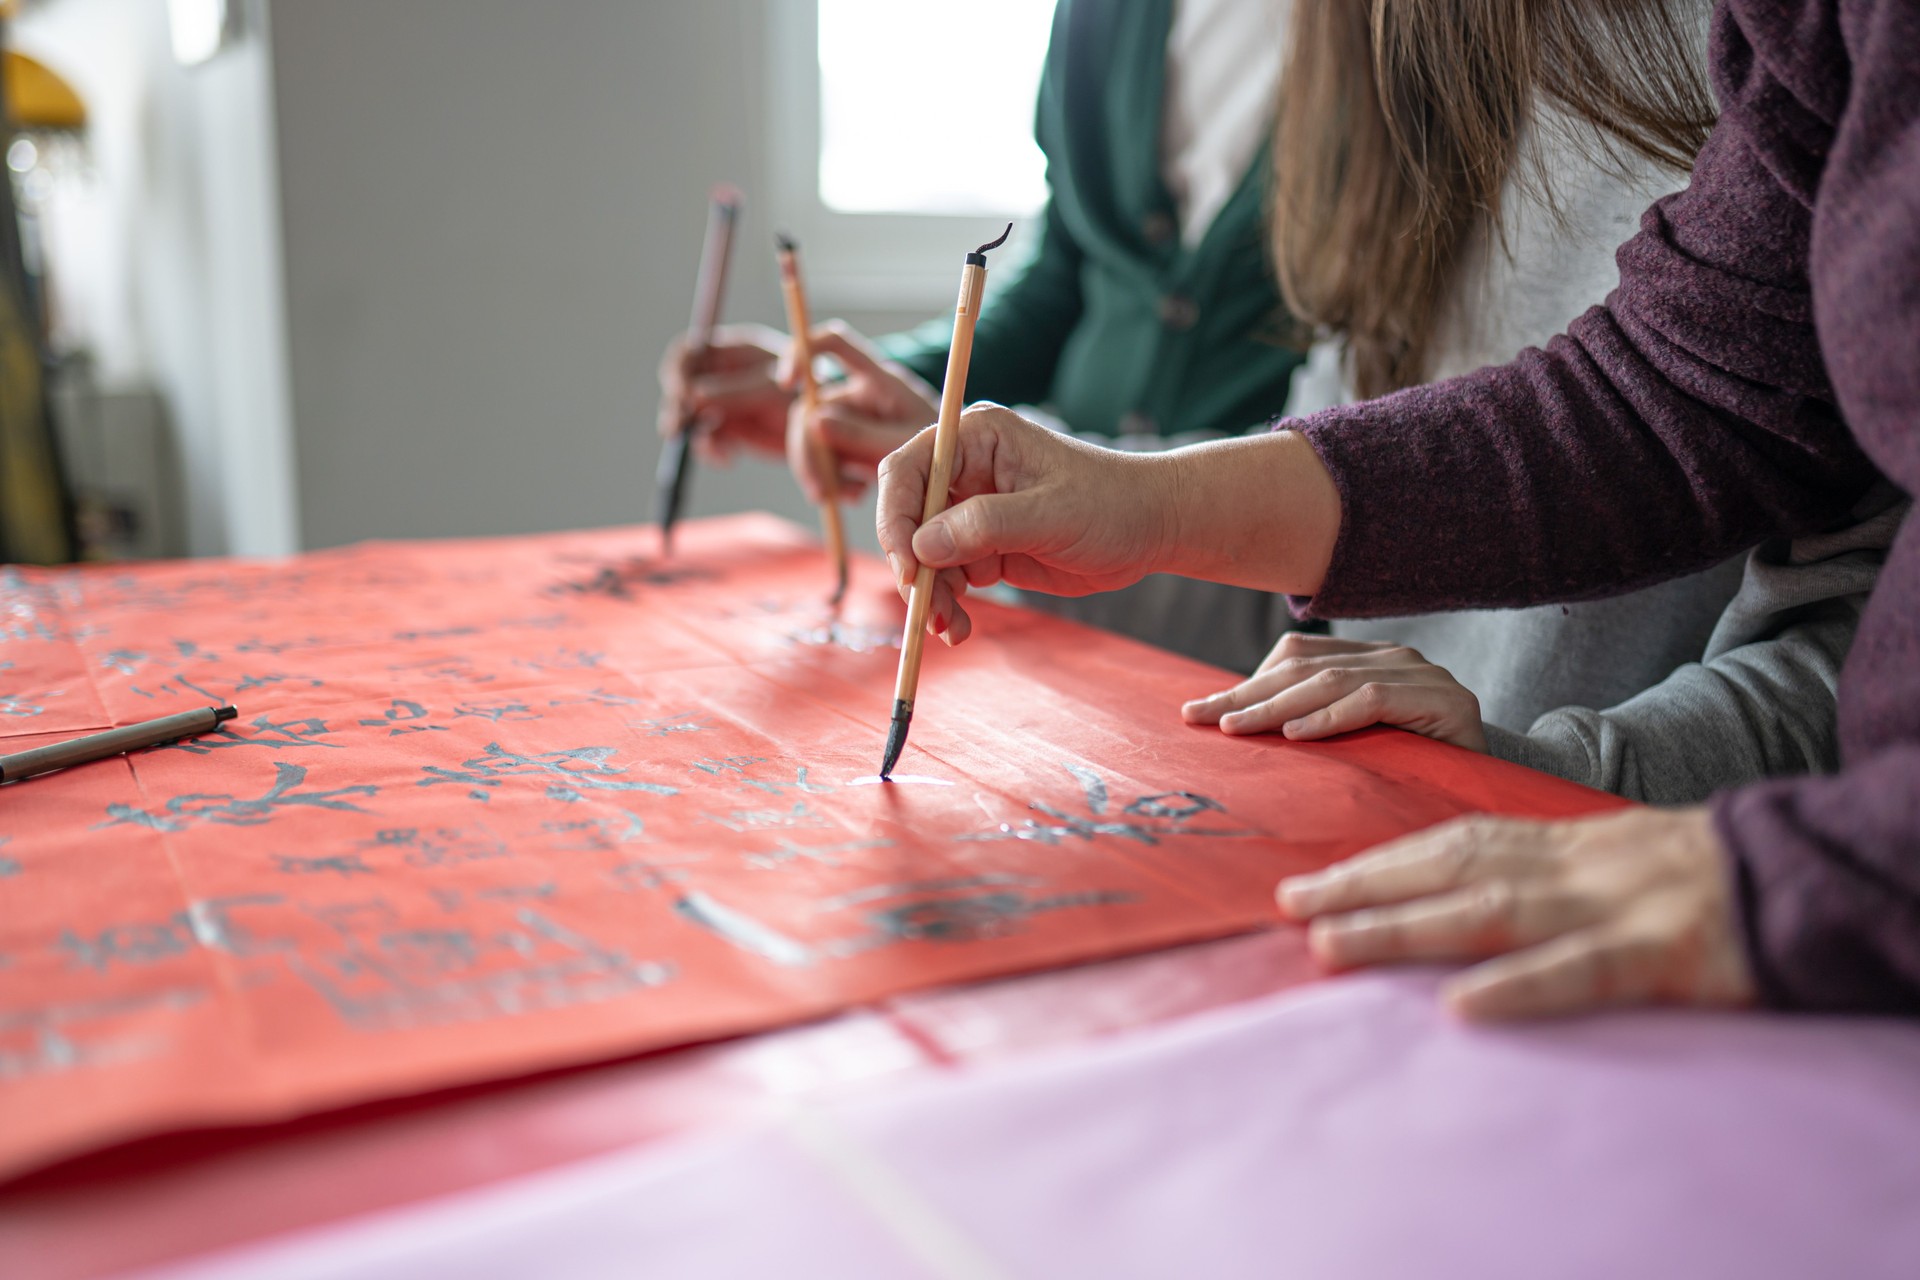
[{"xmin": 0, "ymin": 515, "xmax": 1625, "ymax": 1179}]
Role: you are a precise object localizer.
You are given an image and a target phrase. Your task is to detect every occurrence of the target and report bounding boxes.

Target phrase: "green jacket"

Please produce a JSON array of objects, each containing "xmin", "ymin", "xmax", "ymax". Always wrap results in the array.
[{"xmin": 883, "ymin": 0, "xmax": 1302, "ymax": 439}]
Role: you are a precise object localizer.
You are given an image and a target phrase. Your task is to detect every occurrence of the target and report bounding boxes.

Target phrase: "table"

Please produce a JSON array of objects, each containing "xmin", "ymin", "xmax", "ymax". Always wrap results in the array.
[{"xmin": 0, "ymin": 516, "xmax": 1679, "ymax": 1276}]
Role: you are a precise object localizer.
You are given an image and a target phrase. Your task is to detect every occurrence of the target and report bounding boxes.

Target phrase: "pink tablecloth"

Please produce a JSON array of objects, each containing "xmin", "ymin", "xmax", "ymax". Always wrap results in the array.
[{"xmin": 138, "ymin": 971, "xmax": 1920, "ymax": 1279}]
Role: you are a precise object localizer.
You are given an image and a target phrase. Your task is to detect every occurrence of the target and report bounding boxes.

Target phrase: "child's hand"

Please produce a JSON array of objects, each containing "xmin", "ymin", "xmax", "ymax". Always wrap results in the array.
[{"xmin": 1183, "ymin": 632, "xmax": 1487, "ymax": 752}]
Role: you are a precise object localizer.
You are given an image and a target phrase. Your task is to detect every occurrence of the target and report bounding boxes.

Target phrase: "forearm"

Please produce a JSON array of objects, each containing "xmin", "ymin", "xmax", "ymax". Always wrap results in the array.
[{"xmin": 1151, "ymin": 431, "xmax": 1342, "ymax": 595}]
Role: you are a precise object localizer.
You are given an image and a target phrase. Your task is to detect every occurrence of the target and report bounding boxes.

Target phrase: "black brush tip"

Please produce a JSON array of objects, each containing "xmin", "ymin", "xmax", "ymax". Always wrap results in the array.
[
  {"xmin": 775, "ymin": 232, "xmax": 797, "ymax": 254},
  {"xmin": 880, "ymin": 716, "xmax": 910, "ymax": 779}
]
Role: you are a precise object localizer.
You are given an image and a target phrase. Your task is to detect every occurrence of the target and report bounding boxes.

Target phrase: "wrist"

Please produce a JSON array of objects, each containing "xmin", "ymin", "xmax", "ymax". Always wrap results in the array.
[
  {"xmin": 1138, "ymin": 449, "xmax": 1192, "ymax": 578},
  {"xmin": 1152, "ymin": 431, "xmax": 1343, "ymax": 594}
]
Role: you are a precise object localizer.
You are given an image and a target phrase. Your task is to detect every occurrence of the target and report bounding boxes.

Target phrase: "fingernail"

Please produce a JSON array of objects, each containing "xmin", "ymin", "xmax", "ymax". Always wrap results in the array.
[
  {"xmin": 1276, "ymin": 875, "xmax": 1321, "ymax": 917},
  {"xmin": 1282, "ymin": 718, "xmax": 1306, "ymax": 737},
  {"xmin": 1306, "ymin": 918, "xmax": 1346, "ymax": 966},
  {"xmin": 886, "ymin": 553, "xmax": 904, "ymax": 586},
  {"xmin": 916, "ymin": 522, "xmax": 956, "ymax": 563},
  {"xmin": 931, "ymin": 611, "xmax": 947, "ymax": 634}
]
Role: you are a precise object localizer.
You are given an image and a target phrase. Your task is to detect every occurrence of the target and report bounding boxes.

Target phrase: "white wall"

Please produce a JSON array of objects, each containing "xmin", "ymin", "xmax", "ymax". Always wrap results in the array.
[
  {"xmin": 20, "ymin": 0, "xmax": 943, "ymax": 560},
  {"xmin": 270, "ymin": 0, "xmax": 891, "ymax": 552},
  {"xmin": 13, "ymin": 0, "xmax": 300, "ymax": 558}
]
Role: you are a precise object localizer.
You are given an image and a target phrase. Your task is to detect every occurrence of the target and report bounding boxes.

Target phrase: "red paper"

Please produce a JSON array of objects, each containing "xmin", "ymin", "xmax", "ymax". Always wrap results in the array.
[{"xmin": 0, "ymin": 515, "xmax": 1625, "ymax": 1178}]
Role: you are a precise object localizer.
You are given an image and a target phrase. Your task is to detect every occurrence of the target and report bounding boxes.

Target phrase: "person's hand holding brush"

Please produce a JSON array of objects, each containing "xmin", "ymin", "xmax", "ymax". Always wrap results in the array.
[{"xmin": 780, "ymin": 322, "xmax": 939, "ymax": 503}]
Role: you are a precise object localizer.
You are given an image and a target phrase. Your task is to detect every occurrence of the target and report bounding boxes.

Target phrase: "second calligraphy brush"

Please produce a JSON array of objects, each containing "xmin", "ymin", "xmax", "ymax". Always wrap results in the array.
[
  {"xmin": 880, "ymin": 224, "xmax": 1012, "ymax": 779},
  {"xmin": 774, "ymin": 234, "xmax": 850, "ymax": 605},
  {"xmin": 656, "ymin": 184, "xmax": 742, "ymax": 556},
  {"xmin": 0, "ymin": 705, "xmax": 237, "ymax": 784}
]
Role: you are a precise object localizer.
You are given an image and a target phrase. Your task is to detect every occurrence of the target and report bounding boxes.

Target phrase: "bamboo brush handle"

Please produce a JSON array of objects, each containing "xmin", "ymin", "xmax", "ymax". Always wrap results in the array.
[
  {"xmin": 778, "ymin": 253, "xmax": 849, "ymax": 571},
  {"xmin": 778, "ymin": 265, "xmax": 840, "ymax": 505},
  {"xmin": 893, "ymin": 259, "xmax": 988, "ymax": 703}
]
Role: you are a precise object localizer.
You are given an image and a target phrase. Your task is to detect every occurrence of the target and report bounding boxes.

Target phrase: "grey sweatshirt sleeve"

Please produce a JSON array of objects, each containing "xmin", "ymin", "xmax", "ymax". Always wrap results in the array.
[{"xmin": 1483, "ymin": 490, "xmax": 1907, "ymax": 804}]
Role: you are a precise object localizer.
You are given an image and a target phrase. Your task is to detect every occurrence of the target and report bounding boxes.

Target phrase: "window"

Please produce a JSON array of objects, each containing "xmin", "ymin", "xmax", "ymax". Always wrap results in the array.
[
  {"xmin": 817, "ymin": 0, "xmax": 1051, "ymax": 216},
  {"xmin": 767, "ymin": 0, "xmax": 1054, "ymax": 309}
]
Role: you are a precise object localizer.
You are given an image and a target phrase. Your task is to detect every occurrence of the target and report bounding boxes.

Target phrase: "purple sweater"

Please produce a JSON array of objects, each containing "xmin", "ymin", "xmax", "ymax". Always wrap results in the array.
[{"xmin": 1293, "ymin": 0, "xmax": 1919, "ymax": 1012}]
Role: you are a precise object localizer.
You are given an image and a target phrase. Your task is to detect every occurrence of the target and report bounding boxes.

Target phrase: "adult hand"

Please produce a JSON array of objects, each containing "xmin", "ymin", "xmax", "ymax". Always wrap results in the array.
[
  {"xmin": 1183, "ymin": 633, "xmax": 1488, "ymax": 752},
  {"xmin": 780, "ymin": 322, "xmax": 938, "ymax": 503},
  {"xmin": 657, "ymin": 323, "xmax": 792, "ymax": 464},
  {"xmin": 1277, "ymin": 806, "xmax": 1756, "ymax": 1020},
  {"xmin": 875, "ymin": 404, "xmax": 1177, "ymax": 643}
]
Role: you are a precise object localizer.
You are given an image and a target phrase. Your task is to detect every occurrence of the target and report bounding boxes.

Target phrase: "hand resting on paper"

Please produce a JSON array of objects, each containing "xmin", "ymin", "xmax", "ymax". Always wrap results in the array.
[
  {"xmin": 1277, "ymin": 807, "xmax": 1757, "ymax": 1020},
  {"xmin": 657, "ymin": 323, "xmax": 792, "ymax": 464},
  {"xmin": 1184, "ymin": 633, "xmax": 1488, "ymax": 752},
  {"xmin": 874, "ymin": 404, "xmax": 1341, "ymax": 641},
  {"xmin": 781, "ymin": 322, "xmax": 938, "ymax": 504}
]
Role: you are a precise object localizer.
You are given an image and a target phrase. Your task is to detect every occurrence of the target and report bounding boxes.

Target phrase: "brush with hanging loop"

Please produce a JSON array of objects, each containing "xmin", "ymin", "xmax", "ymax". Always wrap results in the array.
[
  {"xmin": 656, "ymin": 184, "xmax": 741, "ymax": 556},
  {"xmin": 880, "ymin": 223, "xmax": 1012, "ymax": 778},
  {"xmin": 775, "ymin": 234, "xmax": 849, "ymax": 605}
]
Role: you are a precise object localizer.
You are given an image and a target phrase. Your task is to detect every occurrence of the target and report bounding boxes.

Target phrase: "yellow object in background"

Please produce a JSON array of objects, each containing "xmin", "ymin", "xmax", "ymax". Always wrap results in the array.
[
  {"xmin": 0, "ymin": 276, "xmax": 68, "ymax": 564},
  {"xmin": 4, "ymin": 51, "xmax": 85, "ymax": 131},
  {"xmin": 0, "ymin": 22, "xmax": 79, "ymax": 564}
]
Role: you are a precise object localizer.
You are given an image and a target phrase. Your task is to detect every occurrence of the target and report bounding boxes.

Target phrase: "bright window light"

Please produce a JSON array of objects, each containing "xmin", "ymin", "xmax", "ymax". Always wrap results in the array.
[
  {"xmin": 818, "ymin": 0, "xmax": 1053, "ymax": 217},
  {"xmin": 168, "ymin": 0, "xmax": 230, "ymax": 67}
]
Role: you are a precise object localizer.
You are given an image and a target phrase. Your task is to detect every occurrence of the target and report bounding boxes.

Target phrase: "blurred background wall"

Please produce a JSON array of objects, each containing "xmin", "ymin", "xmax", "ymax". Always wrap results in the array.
[
  {"xmin": 13, "ymin": 0, "xmax": 297, "ymax": 558},
  {"xmin": 9, "ymin": 0, "xmax": 1030, "ymax": 560}
]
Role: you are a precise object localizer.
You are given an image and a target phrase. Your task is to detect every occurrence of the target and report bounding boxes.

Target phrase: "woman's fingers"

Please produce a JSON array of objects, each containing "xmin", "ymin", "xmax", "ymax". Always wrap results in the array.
[
  {"xmin": 689, "ymin": 366, "xmax": 781, "ymax": 411},
  {"xmin": 1253, "ymin": 632, "xmax": 1396, "ymax": 675},
  {"xmin": 1279, "ymin": 808, "xmax": 1756, "ymax": 1020},
  {"xmin": 914, "ymin": 488, "xmax": 1053, "ymax": 570},
  {"xmin": 835, "ymin": 466, "xmax": 870, "ymax": 500},
  {"xmin": 803, "ymin": 322, "xmax": 889, "ymax": 382},
  {"xmin": 816, "ymin": 405, "xmax": 920, "ymax": 463},
  {"xmin": 1442, "ymin": 929, "xmax": 1656, "ymax": 1021},
  {"xmin": 923, "ymin": 566, "xmax": 972, "ymax": 644},
  {"xmin": 1184, "ymin": 645, "xmax": 1486, "ymax": 751},
  {"xmin": 1307, "ymin": 878, "xmax": 1592, "ymax": 969},
  {"xmin": 1277, "ymin": 681, "xmax": 1487, "ymax": 750},
  {"xmin": 1278, "ymin": 816, "xmax": 1539, "ymax": 918},
  {"xmin": 877, "ymin": 425, "xmax": 939, "ymax": 588},
  {"xmin": 1185, "ymin": 652, "xmax": 1408, "ymax": 726},
  {"xmin": 1182, "ymin": 672, "xmax": 1286, "ymax": 725}
]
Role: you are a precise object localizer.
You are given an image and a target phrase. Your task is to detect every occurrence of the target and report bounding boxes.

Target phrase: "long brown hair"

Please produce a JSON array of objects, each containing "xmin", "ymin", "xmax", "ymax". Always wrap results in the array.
[{"xmin": 1271, "ymin": 0, "xmax": 1715, "ymax": 399}]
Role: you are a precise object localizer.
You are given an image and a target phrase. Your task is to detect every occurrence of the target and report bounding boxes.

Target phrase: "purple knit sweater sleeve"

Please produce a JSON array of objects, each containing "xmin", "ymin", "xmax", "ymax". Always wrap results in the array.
[{"xmin": 1291, "ymin": 0, "xmax": 1920, "ymax": 1014}]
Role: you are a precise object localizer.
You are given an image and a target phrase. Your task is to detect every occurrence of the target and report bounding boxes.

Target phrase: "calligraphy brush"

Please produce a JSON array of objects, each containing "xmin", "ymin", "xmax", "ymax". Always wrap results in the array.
[
  {"xmin": 880, "ymin": 223, "xmax": 1012, "ymax": 779},
  {"xmin": 774, "ymin": 234, "xmax": 850, "ymax": 605},
  {"xmin": 656, "ymin": 184, "xmax": 742, "ymax": 556},
  {"xmin": 0, "ymin": 705, "xmax": 237, "ymax": 784}
]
